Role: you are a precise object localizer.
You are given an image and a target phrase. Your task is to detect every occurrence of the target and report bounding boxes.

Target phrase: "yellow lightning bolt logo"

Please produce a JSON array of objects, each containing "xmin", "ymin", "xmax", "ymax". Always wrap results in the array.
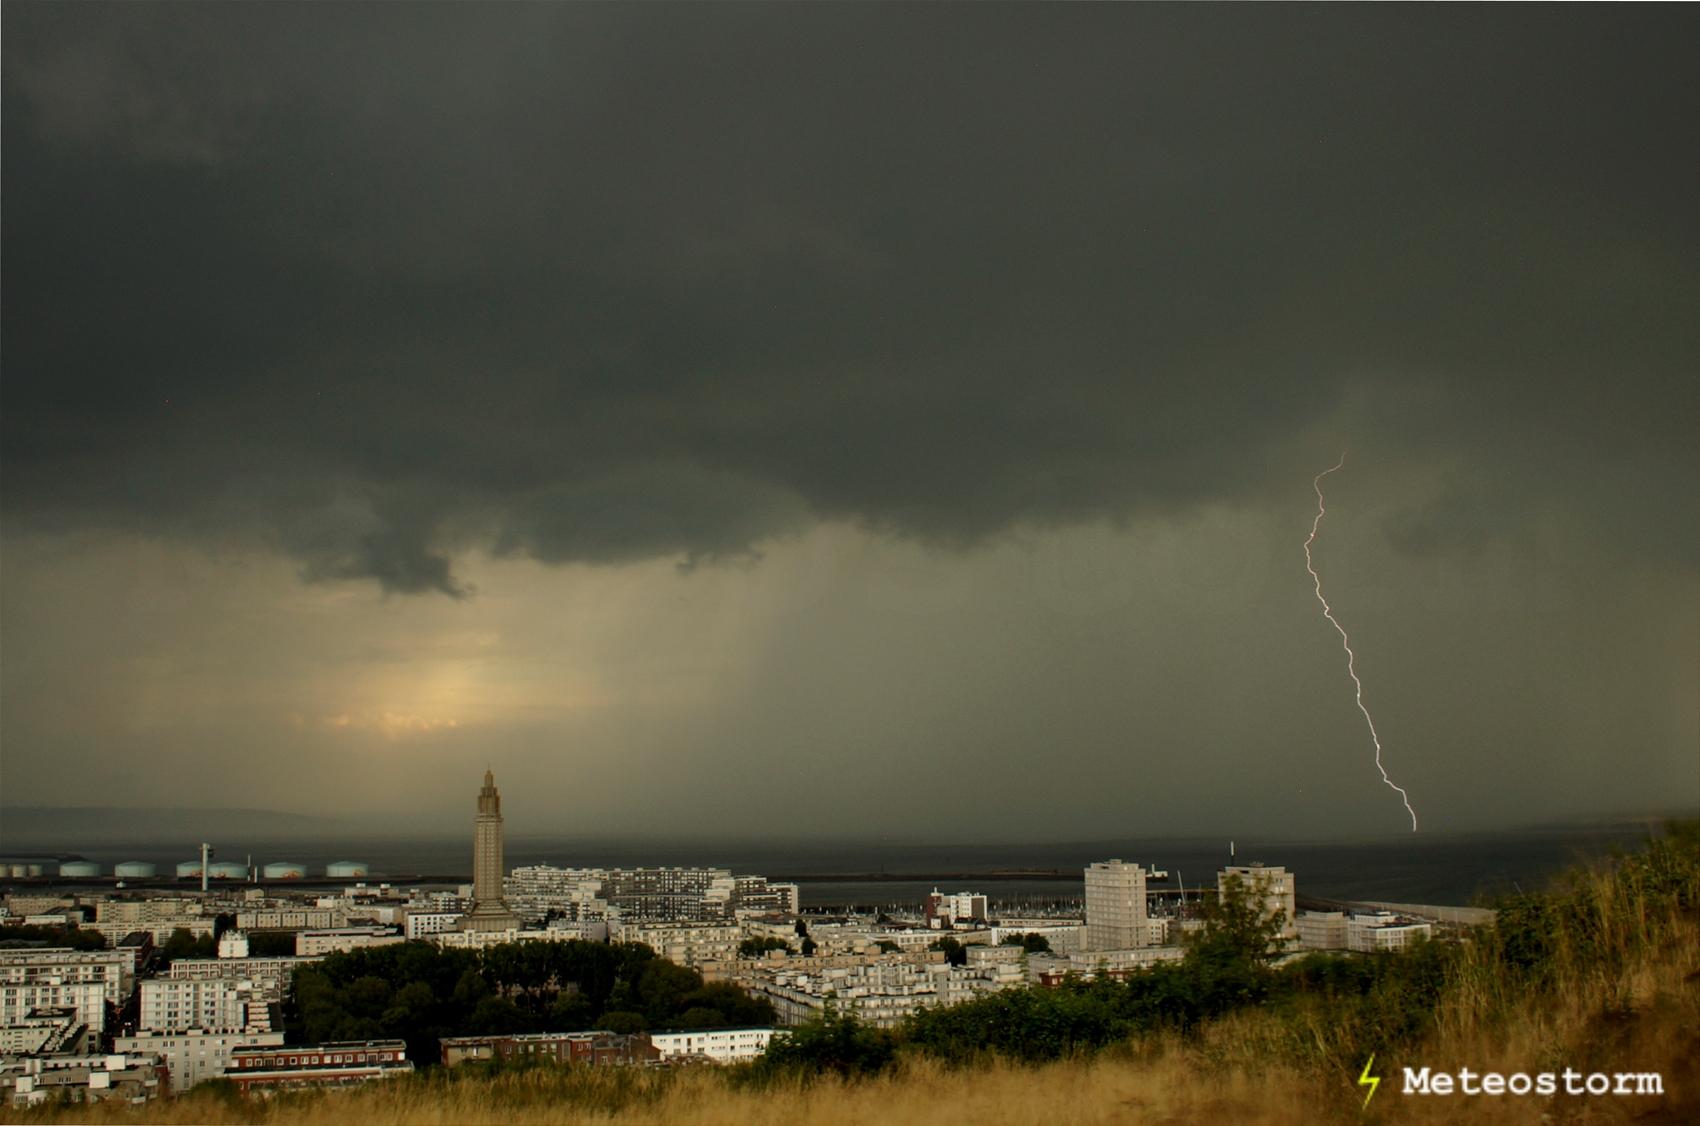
[{"xmin": 1359, "ymin": 1055, "xmax": 1380, "ymax": 1109}]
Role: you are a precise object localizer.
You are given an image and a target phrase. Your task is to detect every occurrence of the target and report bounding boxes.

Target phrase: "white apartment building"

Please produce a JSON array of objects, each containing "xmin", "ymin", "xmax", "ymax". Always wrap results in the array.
[
  {"xmin": 0, "ymin": 981, "xmax": 106, "ymax": 1038},
  {"xmin": 0, "ymin": 949, "xmax": 133, "ymax": 1033},
  {"xmin": 2, "ymin": 1051, "xmax": 167, "ymax": 1108},
  {"xmin": 1084, "ymin": 860, "xmax": 1151, "ymax": 952},
  {"xmin": 1296, "ymin": 911, "xmax": 1348, "ymax": 951},
  {"xmin": 648, "ymin": 1027, "xmax": 778, "ymax": 1063},
  {"xmin": 1063, "ymin": 945, "xmax": 1186, "ymax": 976},
  {"xmin": 237, "ymin": 907, "xmax": 345, "ymax": 931},
  {"xmin": 295, "ymin": 927, "xmax": 403, "ymax": 957},
  {"xmin": 405, "ymin": 911, "xmax": 465, "ymax": 940},
  {"xmin": 165, "ymin": 956, "xmax": 318, "ymax": 1001},
  {"xmin": 744, "ymin": 958, "xmax": 1023, "ymax": 1028},
  {"xmin": 0, "ymin": 1008, "xmax": 90, "ymax": 1056},
  {"xmin": 94, "ymin": 899, "xmax": 204, "ymax": 930},
  {"xmin": 1346, "ymin": 914, "xmax": 1433, "ymax": 953},
  {"xmin": 138, "ymin": 978, "xmax": 273, "ymax": 1034},
  {"xmin": 85, "ymin": 917, "xmax": 217, "ymax": 945},
  {"xmin": 114, "ymin": 1029, "xmax": 284, "ymax": 1093},
  {"xmin": 1218, "ymin": 864, "xmax": 1298, "ymax": 944},
  {"xmin": 610, "ymin": 921, "xmax": 743, "ymax": 967},
  {"xmin": 504, "ymin": 866, "xmax": 608, "ymax": 923}
]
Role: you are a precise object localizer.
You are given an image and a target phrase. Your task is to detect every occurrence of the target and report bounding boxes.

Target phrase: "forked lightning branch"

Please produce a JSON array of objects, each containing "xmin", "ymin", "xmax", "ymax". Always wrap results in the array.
[{"xmin": 1305, "ymin": 453, "xmax": 1420, "ymax": 832}]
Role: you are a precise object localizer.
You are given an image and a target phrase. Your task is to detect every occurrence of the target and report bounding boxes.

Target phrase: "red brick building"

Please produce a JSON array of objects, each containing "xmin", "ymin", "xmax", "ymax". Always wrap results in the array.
[{"xmin": 224, "ymin": 1039, "xmax": 412, "ymax": 1092}]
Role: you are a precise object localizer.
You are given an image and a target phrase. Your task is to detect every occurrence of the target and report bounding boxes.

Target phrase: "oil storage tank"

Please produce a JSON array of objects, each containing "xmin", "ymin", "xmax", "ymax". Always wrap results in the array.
[
  {"xmin": 115, "ymin": 862, "xmax": 157, "ymax": 879},
  {"xmin": 262, "ymin": 861, "xmax": 306, "ymax": 880},
  {"xmin": 58, "ymin": 861, "xmax": 102, "ymax": 877},
  {"xmin": 208, "ymin": 861, "xmax": 249, "ymax": 880},
  {"xmin": 175, "ymin": 861, "xmax": 203, "ymax": 879},
  {"xmin": 325, "ymin": 860, "xmax": 369, "ymax": 879}
]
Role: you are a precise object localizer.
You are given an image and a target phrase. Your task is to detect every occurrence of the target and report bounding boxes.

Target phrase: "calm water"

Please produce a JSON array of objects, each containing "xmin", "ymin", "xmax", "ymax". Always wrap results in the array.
[{"xmin": 4, "ymin": 823, "xmax": 1665, "ymax": 909}]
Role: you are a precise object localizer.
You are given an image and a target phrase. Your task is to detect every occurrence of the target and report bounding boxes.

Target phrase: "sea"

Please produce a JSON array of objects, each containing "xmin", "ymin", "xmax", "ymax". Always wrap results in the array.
[{"xmin": 3, "ymin": 822, "xmax": 1670, "ymax": 911}]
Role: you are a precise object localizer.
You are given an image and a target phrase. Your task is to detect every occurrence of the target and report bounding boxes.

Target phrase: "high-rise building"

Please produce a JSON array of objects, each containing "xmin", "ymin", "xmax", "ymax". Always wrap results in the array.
[
  {"xmin": 459, "ymin": 770, "xmax": 518, "ymax": 932},
  {"xmin": 1083, "ymin": 860, "xmax": 1150, "ymax": 951}
]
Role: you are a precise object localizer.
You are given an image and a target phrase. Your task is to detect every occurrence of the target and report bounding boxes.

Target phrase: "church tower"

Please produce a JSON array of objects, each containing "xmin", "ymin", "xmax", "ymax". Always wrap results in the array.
[{"xmin": 459, "ymin": 768, "xmax": 518, "ymax": 932}]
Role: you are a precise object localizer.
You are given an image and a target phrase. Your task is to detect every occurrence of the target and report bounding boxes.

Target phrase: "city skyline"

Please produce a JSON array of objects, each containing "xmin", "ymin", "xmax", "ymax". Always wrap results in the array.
[{"xmin": 3, "ymin": 5, "xmax": 1695, "ymax": 840}]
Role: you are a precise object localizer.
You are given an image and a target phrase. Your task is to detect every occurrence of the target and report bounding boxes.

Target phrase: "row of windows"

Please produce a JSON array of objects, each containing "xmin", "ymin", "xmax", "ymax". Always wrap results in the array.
[{"xmin": 239, "ymin": 1052, "xmax": 398, "ymax": 1068}]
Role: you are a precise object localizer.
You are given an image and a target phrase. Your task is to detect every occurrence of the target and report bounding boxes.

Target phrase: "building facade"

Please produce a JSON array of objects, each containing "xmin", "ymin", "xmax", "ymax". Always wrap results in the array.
[
  {"xmin": 440, "ymin": 1031, "xmax": 658, "ymax": 1068},
  {"xmin": 138, "ymin": 978, "xmax": 274, "ymax": 1035},
  {"xmin": 1084, "ymin": 861, "xmax": 1151, "ymax": 951},
  {"xmin": 0, "ymin": 949, "xmax": 132, "ymax": 1033},
  {"xmin": 114, "ymin": 1029, "xmax": 285, "ymax": 1093},
  {"xmin": 648, "ymin": 1027, "xmax": 777, "ymax": 1063},
  {"xmin": 225, "ymin": 1040, "xmax": 412, "ymax": 1092}
]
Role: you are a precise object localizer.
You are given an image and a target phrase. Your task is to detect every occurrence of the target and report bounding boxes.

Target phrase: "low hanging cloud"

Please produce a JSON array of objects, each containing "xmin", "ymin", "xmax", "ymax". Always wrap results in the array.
[{"xmin": 3, "ymin": 4, "xmax": 1694, "ymax": 595}]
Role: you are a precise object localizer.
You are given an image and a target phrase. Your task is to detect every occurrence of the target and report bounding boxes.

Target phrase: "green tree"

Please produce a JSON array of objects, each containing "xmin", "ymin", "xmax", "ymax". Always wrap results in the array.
[
  {"xmin": 549, "ymin": 989, "xmax": 595, "ymax": 1030},
  {"xmin": 1188, "ymin": 874, "xmax": 1288, "ymax": 966},
  {"xmin": 756, "ymin": 1002, "xmax": 895, "ymax": 1079},
  {"xmin": 246, "ymin": 931, "xmax": 296, "ymax": 957},
  {"xmin": 636, "ymin": 960, "xmax": 704, "ymax": 1025},
  {"xmin": 470, "ymin": 995, "xmax": 528, "ymax": 1034},
  {"xmin": 676, "ymin": 1006, "xmax": 724, "ymax": 1028},
  {"xmin": 929, "ymin": 937, "xmax": 967, "ymax": 966},
  {"xmin": 159, "ymin": 927, "xmax": 202, "ymax": 963},
  {"xmin": 678, "ymin": 982, "xmax": 776, "ymax": 1028},
  {"xmin": 601, "ymin": 1010, "xmax": 646, "ymax": 1034},
  {"xmin": 1003, "ymin": 932, "xmax": 1051, "ymax": 954},
  {"xmin": 738, "ymin": 935, "xmax": 790, "ymax": 958},
  {"xmin": 800, "ymin": 936, "xmax": 818, "ymax": 957}
]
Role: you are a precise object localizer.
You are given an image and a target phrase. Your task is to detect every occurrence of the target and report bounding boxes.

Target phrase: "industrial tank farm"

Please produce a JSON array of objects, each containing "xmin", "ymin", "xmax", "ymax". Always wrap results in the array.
[
  {"xmin": 114, "ymin": 862, "xmax": 157, "ymax": 879},
  {"xmin": 326, "ymin": 860, "xmax": 370, "ymax": 879},
  {"xmin": 262, "ymin": 861, "xmax": 306, "ymax": 880},
  {"xmin": 58, "ymin": 861, "xmax": 101, "ymax": 877}
]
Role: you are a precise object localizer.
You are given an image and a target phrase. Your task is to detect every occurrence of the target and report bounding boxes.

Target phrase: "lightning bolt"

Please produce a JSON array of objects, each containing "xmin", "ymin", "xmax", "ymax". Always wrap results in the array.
[
  {"xmin": 1305, "ymin": 453, "xmax": 1419, "ymax": 832},
  {"xmin": 1359, "ymin": 1054, "xmax": 1380, "ymax": 1109}
]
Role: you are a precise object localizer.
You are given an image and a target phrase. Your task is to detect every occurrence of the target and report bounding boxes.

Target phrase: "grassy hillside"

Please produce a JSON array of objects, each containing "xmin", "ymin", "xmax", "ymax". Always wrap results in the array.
[{"xmin": 18, "ymin": 823, "xmax": 1697, "ymax": 1124}]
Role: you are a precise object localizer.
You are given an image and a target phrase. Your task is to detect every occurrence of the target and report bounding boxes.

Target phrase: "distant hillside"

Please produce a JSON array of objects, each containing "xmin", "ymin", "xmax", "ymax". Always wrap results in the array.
[{"xmin": 0, "ymin": 806, "xmax": 337, "ymax": 846}]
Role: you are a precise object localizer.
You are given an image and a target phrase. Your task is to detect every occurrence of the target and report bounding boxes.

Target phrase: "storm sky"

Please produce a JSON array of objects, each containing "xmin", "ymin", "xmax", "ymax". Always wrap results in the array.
[{"xmin": 3, "ymin": 4, "xmax": 1695, "ymax": 841}]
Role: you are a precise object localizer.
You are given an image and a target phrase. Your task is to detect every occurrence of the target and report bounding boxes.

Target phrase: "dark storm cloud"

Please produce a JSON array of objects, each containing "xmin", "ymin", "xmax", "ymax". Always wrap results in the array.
[{"xmin": 4, "ymin": 4, "xmax": 1696, "ymax": 593}]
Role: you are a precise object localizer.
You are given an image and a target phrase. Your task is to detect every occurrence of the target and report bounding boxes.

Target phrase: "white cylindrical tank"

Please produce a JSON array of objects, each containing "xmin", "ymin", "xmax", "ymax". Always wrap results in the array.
[
  {"xmin": 262, "ymin": 862, "xmax": 306, "ymax": 880},
  {"xmin": 208, "ymin": 861, "xmax": 248, "ymax": 880},
  {"xmin": 58, "ymin": 861, "xmax": 102, "ymax": 877},
  {"xmin": 115, "ymin": 862, "xmax": 158, "ymax": 879},
  {"xmin": 176, "ymin": 861, "xmax": 204, "ymax": 879},
  {"xmin": 326, "ymin": 860, "xmax": 370, "ymax": 879}
]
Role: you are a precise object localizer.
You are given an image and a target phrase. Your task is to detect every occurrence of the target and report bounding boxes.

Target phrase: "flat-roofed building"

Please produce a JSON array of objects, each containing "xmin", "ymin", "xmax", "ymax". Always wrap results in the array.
[
  {"xmin": 139, "ymin": 978, "xmax": 275, "ymax": 1034},
  {"xmin": 1, "ymin": 1051, "xmax": 167, "ymax": 1108},
  {"xmin": 440, "ymin": 1030, "xmax": 658, "ymax": 1068},
  {"xmin": 1346, "ymin": 913, "xmax": 1433, "ymax": 953},
  {"xmin": 0, "ymin": 1007, "xmax": 90, "ymax": 1057},
  {"xmin": 1297, "ymin": 911, "xmax": 1347, "ymax": 951},
  {"xmin": 114, "ymin": 1029, "xmax": 284, "ymax": 1093},
  {"xmin": 295, "ymin": 927, "xmax": 403, "ymax": 957},
  {"xmin": 649, "ymin": 1027, "xmax": 777, "ymax": 1064},
  {"xmin": 225, "ymin": 1040, "xmax": 412, "ymax": 1092},
  {"xmin": 1084, "ymin": 861, "xmax": 1150, "ymax": 952},
  {"xmin": 165, "ymin": 956, "xmax": 318, "ymax": 1002},
  {"xmin": 0, "ymin": 949, "xmax": 133, "ymax": 1033}
]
